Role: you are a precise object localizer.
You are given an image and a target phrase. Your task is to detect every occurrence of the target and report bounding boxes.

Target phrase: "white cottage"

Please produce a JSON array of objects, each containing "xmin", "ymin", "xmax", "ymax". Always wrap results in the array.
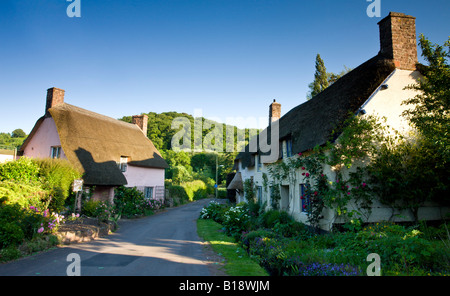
[{"xmin": 229, "ymin": 12, "xmax": 449, "ymax": 231}]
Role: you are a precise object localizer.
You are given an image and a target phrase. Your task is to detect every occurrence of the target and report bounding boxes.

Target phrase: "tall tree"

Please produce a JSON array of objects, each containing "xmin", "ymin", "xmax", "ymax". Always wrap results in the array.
[
  {"xmin": 306, "ymin": 54, "xmax": 352, "ymax": 100},
  {"xmin": 307, "ymin": 54, "xmax": 329, "ymax": 100}
]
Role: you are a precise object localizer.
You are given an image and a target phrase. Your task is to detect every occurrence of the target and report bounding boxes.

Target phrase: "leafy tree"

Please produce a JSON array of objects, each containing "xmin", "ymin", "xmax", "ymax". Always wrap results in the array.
[
  {"xmin": 403, "ymin": 34, "xmax": 450, "ymax": 167},
  {"xmin": 11, "ymin": 129, "xmax": 26, "ymax": 138},
  {"xmin": 369, "ymin": 35, "xmax": 450, "ymax": 215}
]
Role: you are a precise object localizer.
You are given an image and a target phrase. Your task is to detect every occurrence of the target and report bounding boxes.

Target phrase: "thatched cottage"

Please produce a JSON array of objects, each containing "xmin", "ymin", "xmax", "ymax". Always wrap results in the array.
[
  {"xmin": 19, "ymin": 87, "xmax": 168, "ymax": 203},
  {"xmin": 229, "ymin": 12, "xmax": 448, "ymax": 230}
]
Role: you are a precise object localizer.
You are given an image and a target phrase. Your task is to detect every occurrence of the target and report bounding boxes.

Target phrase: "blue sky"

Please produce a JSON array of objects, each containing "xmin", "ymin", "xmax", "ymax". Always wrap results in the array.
[{"xmin": 0, "ymin": 0, "xmax": 449, "ymax": 134}]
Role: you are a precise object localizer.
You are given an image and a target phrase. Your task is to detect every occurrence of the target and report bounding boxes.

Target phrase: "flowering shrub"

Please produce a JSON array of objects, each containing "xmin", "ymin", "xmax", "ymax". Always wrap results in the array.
[
  {"xmin": 222, "ymin": 205, "xmax": 250, "ymax": 239},
  {"xmin": 199, "ymin": 201, "xmax": 226, "ymax": 223},
  {"xmin": 114, "ymin": 186, "xmax": 165, "ymax": 218},
  {"xmin": 202, "ymin": 201, "xmax": 449, "ymax": 276},
  {"xmin": 148, "ymin": 199, "xmax": 163, "ymax": 210},
  {"xmin": 0, "ymin": 202, "xmax": 65, "ymax": 249}
]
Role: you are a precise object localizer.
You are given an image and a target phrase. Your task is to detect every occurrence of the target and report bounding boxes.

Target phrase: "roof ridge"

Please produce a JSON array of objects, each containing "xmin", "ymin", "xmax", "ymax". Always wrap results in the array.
[{"xmin": 51, "ymin": 103, "xmax": 138, "ymax": 130}]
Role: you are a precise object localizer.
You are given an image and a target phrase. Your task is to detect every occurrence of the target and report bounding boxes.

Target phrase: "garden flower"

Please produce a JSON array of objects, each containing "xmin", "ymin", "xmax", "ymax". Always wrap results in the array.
[
  {"xmin": 302, "ymin": 167, "xmax": 305, "ymax": 170},
  {"xmin": 362, "ymin": 183, "xmax": 366, "ymax": 187},
  {"xmin": 37, "ymin": 227, "xmax": 44, "ymax": 233},
  {"xmin": 305, "ymin": 173, "xmax": 310, "ymax": 177}
]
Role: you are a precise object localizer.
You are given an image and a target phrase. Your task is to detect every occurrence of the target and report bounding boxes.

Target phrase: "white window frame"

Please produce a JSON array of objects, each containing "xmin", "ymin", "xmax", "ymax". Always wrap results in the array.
[{"xmin": 119, "ymin": 156, "xmax": 128, "ymax": 172}]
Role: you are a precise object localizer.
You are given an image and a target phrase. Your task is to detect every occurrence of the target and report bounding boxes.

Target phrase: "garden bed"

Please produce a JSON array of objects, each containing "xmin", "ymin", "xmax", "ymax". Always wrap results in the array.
[{"xmin": 55, "ymin": 216, "xmax": 114, "ymax": 245}]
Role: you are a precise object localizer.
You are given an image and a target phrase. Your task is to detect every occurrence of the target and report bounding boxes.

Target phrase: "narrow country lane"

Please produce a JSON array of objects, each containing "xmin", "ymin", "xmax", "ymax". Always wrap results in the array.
[{"xmin": 0, "ymin": 198, "xmax": 216, "ymax": 276}]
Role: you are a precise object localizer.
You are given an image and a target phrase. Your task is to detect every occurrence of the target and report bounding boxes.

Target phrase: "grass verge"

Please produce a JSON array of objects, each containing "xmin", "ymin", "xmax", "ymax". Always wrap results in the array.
[{"xmin": 197, "ymin": 218, "xmax": 268, "ymax": 276}]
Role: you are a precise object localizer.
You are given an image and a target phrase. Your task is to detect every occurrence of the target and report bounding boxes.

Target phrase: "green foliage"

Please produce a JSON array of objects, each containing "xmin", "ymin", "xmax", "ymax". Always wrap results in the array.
[
  {"xmin": 0, "ymin": 201, "xmax": 64, "ymax": 250},
  {"xmin": 243, "ymin": 178, "xmax": 255, "ymax": 202},
  {"xmin": 0, "ymin": 158, "xmax": 81, "ymax": 212},
  {"xmin": 11, "ymin": 129, "xmax": 26, "ymax": 138},
  {"xmin": 0, "ymin": 181, "xmax": 47, "ymax": 209},
  {"xmin": 0, "ymin": 157, "xmax": 40, "ymax": 184},
  {"xmin": 165, "ymin": 181, "xmax": 189, "ymax": 203},
  {"xmin": 199, "ymin": 200, "xmax": 227, "ymax": 223},
  {"xmin": 307, "ymin": 54, "xmax": 329, "ymax": 100},
  {"xmin": 34, "ymin": 158, "xmax": 82, "ymax": 195},
  {"xmin": 0, "ymin": 130, "xmax": 27, "ymax": 150},
  {"xmin": 114, "ymin": 186, "xmax": 148, "ymax": 218},
  {"xmin": 120, "ymin": 111, "xmax": 254, "ymax": 189},
  {"xmin": 182, "ymin": 180, "xmax": 211, "ymax": 201},
  {"xmin": 403, "ymin": 34, "xmax": 450, "ymax": 165},
  {"xmin": 222, "ymin": 204, "xmax": 251, "ymax": 239}
]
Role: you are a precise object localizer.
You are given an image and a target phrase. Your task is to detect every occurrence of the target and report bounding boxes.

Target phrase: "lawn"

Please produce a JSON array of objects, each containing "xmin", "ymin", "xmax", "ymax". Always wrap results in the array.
[{"xmin": 196, "ymin": 218, "xmax": 268, "ymax": 276}]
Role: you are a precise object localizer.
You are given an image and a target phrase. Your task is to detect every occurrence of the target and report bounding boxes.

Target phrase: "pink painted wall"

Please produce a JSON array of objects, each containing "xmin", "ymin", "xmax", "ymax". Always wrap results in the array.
[
  {"xmin": 122, "ymin": 165, "xmax": 165, "ymax": 199},
  {"xmin": 23, "ymin": 116, "xmax": 165, "ymax": 201},
  {"xmin": 23, "ymin": 117, "xmax": 67, "ymax": 160}
]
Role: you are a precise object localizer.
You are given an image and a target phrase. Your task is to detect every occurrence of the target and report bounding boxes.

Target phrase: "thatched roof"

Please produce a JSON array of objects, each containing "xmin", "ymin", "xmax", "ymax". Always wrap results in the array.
[
  {"xmin": 236, "ymin": 54, "xmax": 397, "ymax": 169},
  {"xmin": 20, "ymin": 103, "xmax": 168, "ymax": 186},
  {"xmin": 227, "ymin": 172, "xmax": 243, "ymax": 190}
]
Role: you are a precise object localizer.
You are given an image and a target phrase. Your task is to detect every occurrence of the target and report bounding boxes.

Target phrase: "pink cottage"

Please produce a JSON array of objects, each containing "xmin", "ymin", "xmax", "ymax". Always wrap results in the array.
[{"xmin": 19, "ymin": 87, "xmax": 168, "ymax": 203}]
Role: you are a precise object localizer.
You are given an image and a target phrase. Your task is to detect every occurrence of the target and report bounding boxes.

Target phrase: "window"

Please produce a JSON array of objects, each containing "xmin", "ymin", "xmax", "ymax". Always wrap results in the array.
[
  {"xmin": 257, "ymin": 186, "xmax": 263, "ymax": 205},
  {"xmin": 50, "ymin": 146, "xmax": 61, "ymax": 159},
  {"xmin": 286, "ymin": 139, "xmax": 293, "ymax": 157},
  {"xmin": 144, "ymin": 187, "xmax": 154, "ymax": 199},
  {"xmin": 282, "ymin": 138, "xmax": 293, "ymax": 158},
  {"xmin": 118, "ymin": 156, "xmax": 128, "ymax": 172},
  {"xmin": 300, "ymin": 183, "xmax": 310, "ymax": 213}
]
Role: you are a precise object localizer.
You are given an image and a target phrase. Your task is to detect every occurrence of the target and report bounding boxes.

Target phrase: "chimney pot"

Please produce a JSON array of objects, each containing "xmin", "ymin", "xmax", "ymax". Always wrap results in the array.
[
  {"xmin": 269, "ymin": 99, "xmax": 281, "ymax": 125},
  {"xmin": 132, "ymin": 114, "xmax": 148, "ymax": 136},
  {"xmin": 45, "ymin": 87, "xmax": 65, "ymax": 116}
]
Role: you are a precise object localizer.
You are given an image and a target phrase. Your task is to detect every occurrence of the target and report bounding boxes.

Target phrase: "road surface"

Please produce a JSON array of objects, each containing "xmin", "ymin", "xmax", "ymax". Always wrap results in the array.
[{"xmin": 0, "ymin": 198, "xmax": 217, "ymax": 276}]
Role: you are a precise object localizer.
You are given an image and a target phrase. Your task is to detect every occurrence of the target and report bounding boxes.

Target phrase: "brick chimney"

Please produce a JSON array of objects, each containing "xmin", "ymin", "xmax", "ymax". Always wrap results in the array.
[
  {"xmin": 378, "ymin": 12, "xmax": 417, "ymax": 70},
  {"xmin": 269, "ymin": 99, "xmax": 281, "ymax": 125},
  {"xmin": 45, "ymin": 87, "xmax": 65, "ymax": 116},
  {"xmin": 132, "ymin": 114, "xmax": 148, "ymax": 136}
]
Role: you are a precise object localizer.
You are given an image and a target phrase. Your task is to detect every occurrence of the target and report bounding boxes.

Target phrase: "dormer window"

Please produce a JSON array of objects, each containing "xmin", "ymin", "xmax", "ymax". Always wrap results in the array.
[
  {"xmin": 282, "ymin": 138, "xmax": 293, "ymax": 158},
  {"xmin": 119, "ymin": 156, "xmax": 129, "ymax": 172}
]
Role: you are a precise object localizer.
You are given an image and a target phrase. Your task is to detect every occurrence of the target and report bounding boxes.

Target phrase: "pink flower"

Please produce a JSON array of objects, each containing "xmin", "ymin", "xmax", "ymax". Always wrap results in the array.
[
  {"xmin": 302, "ymin": 167, "xmax": 305, "ymax": 170},
  {"xmin": 362, "ymin": 183, "xmax": 366, "ymax": 187},
  {"xmin": 347, "ymin": 192, "xmax": 351, "ymax": 195},
  {"xmin": 302, "ymin": 172, "xmax": 305, "ymax": 176},
  {"xmin": 298, "ymin": 152, "xmax": 302, "ymax": 156},
  {"xmin": 314, "ymin": 191, "xmax": 318, "ymax": 196},
  {"xmin": 37, "ymin": 227, "xmax": 44, "ymax": 234},
  {"xmin": 305, "ymin": 173, "xmax": 310, "ymax": 177}
]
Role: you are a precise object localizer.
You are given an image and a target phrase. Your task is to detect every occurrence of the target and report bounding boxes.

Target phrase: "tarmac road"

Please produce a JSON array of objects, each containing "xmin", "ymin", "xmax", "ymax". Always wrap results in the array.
[{"xmin": 0, "ymin": 198, "xmax": 215, "ymax": 276}]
